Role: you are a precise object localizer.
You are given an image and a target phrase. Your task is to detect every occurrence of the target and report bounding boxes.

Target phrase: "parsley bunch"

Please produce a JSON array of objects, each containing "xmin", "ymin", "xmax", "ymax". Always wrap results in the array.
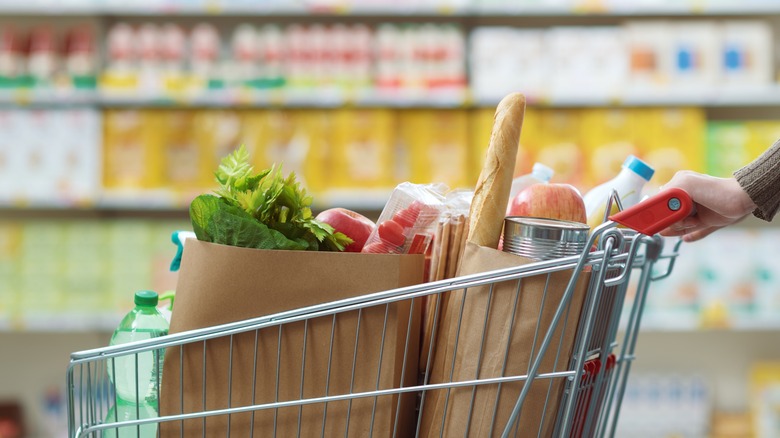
[{"xmin": 190, "ymin": 146, "xmax": 352, "ymax": 251}]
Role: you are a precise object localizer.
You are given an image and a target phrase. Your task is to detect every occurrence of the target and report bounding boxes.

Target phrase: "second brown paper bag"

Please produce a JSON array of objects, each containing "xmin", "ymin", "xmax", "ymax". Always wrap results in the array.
[
  {"xmin": 160, "ymin": 239, "xmax": 424, "ymax": 437},
  {"xmin": 419, "ymin": 242, "xmax": 590, "ymax": 437}
]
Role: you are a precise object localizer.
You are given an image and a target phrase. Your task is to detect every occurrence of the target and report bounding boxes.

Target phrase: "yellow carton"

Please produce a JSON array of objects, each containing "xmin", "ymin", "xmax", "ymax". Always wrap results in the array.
[
  {"xmin": 580, "ymin": 108, "xmax": 641, "ymax": 190},
  {"xmin": 330, "ymin": 109, "xmax": 395, "ymax": 189},
  {"xmin": 536, "ymin": 109, "xmax": 586, "ymax": 188},
  {"xmin": 192, "ymin": 110, "xmax": 246, "ymax": 188},
  {"xmin": 103, "ymin": 110, "xmax": 164, "ymax": 189},
  {"xmin": 160, "ymin": 110, "xmax": 208, "ymax": 193},
  {"xmin": 399, "ymin": 109, "xmax": 470, "ymax": 189},
  {"xmin": 639, "ymin": 108, "xmax": 706, "ymax": 185},
  {"xmin": 297, "ymin": 110, "xmax": 336, "ymax": 195},
  {"xmin": 746, "ymin": 120, "xmax": 780, "ymax": 164}
]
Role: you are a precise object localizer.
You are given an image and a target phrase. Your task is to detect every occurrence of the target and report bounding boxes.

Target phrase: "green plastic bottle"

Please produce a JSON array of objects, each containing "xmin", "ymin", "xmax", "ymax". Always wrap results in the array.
[{"xmin": 106, "ymin": 291, "xmax": 169, "ymax": 422}]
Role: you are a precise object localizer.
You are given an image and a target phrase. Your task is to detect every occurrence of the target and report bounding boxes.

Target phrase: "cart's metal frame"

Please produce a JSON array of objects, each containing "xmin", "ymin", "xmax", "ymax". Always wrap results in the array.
[{"xmin": 66, "ymin": 221, "xmax": 681, "ymax": 437}]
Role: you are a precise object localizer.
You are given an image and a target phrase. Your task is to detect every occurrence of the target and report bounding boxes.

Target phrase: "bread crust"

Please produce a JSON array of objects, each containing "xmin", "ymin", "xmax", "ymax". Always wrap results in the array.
[{"xmin": 466, "ymin": 92, "xmax": 526, "ymax": 248}]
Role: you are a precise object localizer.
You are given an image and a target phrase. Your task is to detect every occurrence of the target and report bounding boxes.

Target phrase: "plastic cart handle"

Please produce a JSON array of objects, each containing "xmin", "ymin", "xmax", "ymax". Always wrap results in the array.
[{"xmin": 609, "ymin": 188, "xmax": 693, "ymax": 236}]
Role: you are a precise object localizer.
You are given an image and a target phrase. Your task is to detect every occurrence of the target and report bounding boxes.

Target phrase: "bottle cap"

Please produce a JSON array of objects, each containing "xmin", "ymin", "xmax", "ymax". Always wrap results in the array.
[
  {"xmin": 134, "ymin": 290, "xmax": 159, "ymax": 307},
  {"xmin": 531, "ymin": 162, "xmax": 555, "ymax": 182},
  {"xmin": 623, "ymin": 155, "xmax": 654, "ymax": 181}
]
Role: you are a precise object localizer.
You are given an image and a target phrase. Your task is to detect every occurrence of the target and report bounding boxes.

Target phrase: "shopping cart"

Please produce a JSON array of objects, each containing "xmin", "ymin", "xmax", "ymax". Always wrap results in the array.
[{"xmin": 66, "ymin": 189, "xmax": 690, "ymax": 438}]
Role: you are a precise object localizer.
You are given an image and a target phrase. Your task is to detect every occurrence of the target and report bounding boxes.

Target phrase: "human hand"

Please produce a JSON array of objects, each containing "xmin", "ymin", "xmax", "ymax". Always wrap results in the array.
[{"xmin": 658, "ymin": 171, "xmax": 756, "ymax": 242}]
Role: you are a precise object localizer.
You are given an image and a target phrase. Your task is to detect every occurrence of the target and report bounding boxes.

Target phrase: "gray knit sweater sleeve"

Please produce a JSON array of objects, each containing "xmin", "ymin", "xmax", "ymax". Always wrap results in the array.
[{"xmin": 734, "ymin": 139, "xmax": 780, "ymax": 221}]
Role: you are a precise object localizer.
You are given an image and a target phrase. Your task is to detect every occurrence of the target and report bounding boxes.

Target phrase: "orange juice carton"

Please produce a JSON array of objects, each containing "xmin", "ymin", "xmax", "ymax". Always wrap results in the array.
[
  {"xmin": 103, "ymin": 110, "xmax": 164, "ymax": 190},
  {"xmin": 639, "ymin": 107, "xmax": 706, "ymax": 188},
  {"xmin": 297, "ymin": 109, "xmax": 336, "ymax": 195},
  {"xmin": 330, "ymin": 108, "xmax": 395, "ymax": 189},
  {"xmin": 244, "ymin": 109, "xmax": 308, "ymax": 181},
  {"xmin": 399, "ymin": 109, "xmax": 470, "ymax": 189},
  {"xmin": 581, "ymin": 108, "xmax": 641, "ymax": 190},
  {"xmin": 705, "ymin": 121, "xmax": 749, "ymax": 178}
]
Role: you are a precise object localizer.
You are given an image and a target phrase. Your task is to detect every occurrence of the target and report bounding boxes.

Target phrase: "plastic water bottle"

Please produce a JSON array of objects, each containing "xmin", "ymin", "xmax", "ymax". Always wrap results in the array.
[
  {"xmin": 583, "ymin": 155, "xmax": 655, "ymax": 230},
  {"xmin": 103, "ymin": 400, "xmax": 158, "ymax": 438},
  {"xmin": 506, "ymin": 162, "xmax": 555, "ymax": 214},
  {"xmin": 107, "ymin": 290, "xmax": 169, "ymax": 409}
]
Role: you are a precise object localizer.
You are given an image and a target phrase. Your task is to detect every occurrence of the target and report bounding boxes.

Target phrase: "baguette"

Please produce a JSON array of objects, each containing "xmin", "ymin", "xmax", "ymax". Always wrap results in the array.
[{"xmin": 466, "ymin": 92, "xmax": 526, "ymax": 249}]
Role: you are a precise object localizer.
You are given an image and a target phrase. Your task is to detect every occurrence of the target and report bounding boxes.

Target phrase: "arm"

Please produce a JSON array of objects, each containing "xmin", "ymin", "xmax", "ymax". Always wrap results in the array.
[{"xmin": 734, "ymin": 139, "xmax": 780, "ymax": 221}]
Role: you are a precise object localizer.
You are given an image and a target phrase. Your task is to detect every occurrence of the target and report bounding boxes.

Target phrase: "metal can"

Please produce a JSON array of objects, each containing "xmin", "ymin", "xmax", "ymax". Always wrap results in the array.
[{"xmin": 502, "ymin": 216, "xmax": 590, "ymax": 261}]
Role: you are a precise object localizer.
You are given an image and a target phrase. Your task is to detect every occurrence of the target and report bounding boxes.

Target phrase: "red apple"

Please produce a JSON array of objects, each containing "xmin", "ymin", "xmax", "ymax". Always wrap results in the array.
[
  {"xmin": 316, "ymin": 208, "xmax": 376, "ymax": 252},
  {"xmin": 508, "ymin": 183, "xmax": 587, "ymax": 224}
]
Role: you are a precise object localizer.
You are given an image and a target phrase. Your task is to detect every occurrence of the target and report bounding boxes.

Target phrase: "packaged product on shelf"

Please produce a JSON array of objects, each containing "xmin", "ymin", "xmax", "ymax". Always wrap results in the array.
[
  {"xmin": 17, "ymin": 221, "xmax": 64, "ymax": 326},
  {"xmin": 580, "ymin": 108, "xmax": 641, "ymax": 189},
  {"xmin": 297, "ymin": 109, "xmax": 335, "ymax": 194},
  {"xmin": 0, "ymin": 26, "xmax": 24, "ymax": 88},
  {"xmin": 103, "ymin": 110, "xmax": 164, "ymax": 190},
  {"xmin": 706, "ymin": 121, "xmax": 750, "ymax": 178},
  {"xmin": 640, "ymin": 108, "xmax": 706, "ymax": 190},
  {"xmin": 0, "ymin": 110, "xmax": 20, "ymax": 204},
  {"xmin": 750, "ymin": 362, "xmax": 780, "ymax": 438},
  {"xmin": 103, "ymin": 23, "xmax": 139, "ymax": 92},
  {"xmin": 753, "ymin": 230, "xmax": 780, "ymax": 322},
  {"xmin": 624, "ymin": 21, "xmax": 673, "ymax": 96},
  {"xmin": 399, "ymin": 109, "xmax": 470, "ymax": 189},
  {"xmin": 161, "ymin": 111, "xmax": 206, "ymax": 196},
  {"xmin": 243, "ymin": 109, "xmax": 313, "ymax": 190},
  {"xmin": 643, "ymin": 236, "xmax": 700, "ymax": 329},
  {"xmin": 375, "ymin": 24, "xmax": 403, "ymax": 91},
  {"xmin": 18, "ymin": 110, "xmax": 53, "ymax": 204},
  {"xmin": 721, "ymin": 21, "xmax": 773, "ymax": 90},
  {"xmin": 536, "ymin": 109, "xmax": 586, "ymax": 187},
  {"xmin": 51, "ymin": 109, "xmax": 101, "ymax": 205},
  {"xmin": 285, "ymin": 24, "xmax": 311, "ymax": 90},
  {"xmin": 667, "ymin": 21, "xmax": 720, "ymax": 94},
  {"xmin": 257, "ymin": 24, "xmax": 286, "ymax": 89},
  {"xmin": 469, "ymin": 27, "xmax": 546, "ymax": 101},
  {"xmin": 330, "ymin": 108, "xmax": 395, "ymax": 189},
  {"xmin": 189, "ymin": 23, "xmax": 222, "ymax": 90},
  {"xmin": 192, "ymin": 110, "xmax": 245, "ymax": 188},
  {"xmin": 159, "ymin": 23, "xmax": 188, "ymax": 94},
  {"xmin": 546, "ymin": 26, "xmax": 627, "ymax": 100},
  {"xmin": 26, "ymin": 25, "xmax": 58, "ymax": 89},
  {"xmin": 0, "ymin": 221, "xmax": 20, "ymax": 326},
  {"xmin": 746, "ymin": 120, "xmax": 780, "ymax": 162},
  {"xmin": 64, "ymin": 27, "xmax": 97, "ymax": 90},
  {"xmin": 137, "ymin": 23, "xmax": 163, "ymax": 95},
  {"xmin": 229, "ymin": 24, "xmax": 261, "ymax": 89}
]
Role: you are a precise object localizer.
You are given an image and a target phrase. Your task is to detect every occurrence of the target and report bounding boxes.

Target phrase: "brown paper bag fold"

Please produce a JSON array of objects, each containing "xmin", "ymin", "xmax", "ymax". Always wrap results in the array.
[
  {"xmin": 419, "ymin": 242, "xmax": 590, "ymax": 437},
  {"xmin": 160, "ymin": 240, "xmax": 424, "ymax": 437}
]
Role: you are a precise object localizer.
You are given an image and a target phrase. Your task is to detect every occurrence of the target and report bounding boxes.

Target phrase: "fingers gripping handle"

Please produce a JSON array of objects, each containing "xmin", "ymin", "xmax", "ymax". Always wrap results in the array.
[{"xmin": 609, "ymin": 188, "xmax": 694, "ymax": 236}]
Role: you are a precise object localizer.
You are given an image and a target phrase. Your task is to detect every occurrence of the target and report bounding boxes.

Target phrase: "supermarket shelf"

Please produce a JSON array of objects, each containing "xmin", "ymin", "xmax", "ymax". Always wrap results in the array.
[
  {"xmin": 635, "ymin": 319, "xmax": 780, "ymax": 333},
  {"xmin": 0, "ymin": 314, "xmax": 122, "ymax": 333},
  {"xmin": 4, "ymin": 2, "xmax": 780, "ymax": 17},
  {"xmin": 3, "ymin": 87, "xmax": 780, "ymax": 109}
]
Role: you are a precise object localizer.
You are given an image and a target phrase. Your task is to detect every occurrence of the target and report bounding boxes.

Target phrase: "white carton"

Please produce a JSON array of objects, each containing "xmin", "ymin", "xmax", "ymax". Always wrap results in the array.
[
  {"xmin": 667, "ymin": 21, "xmax": 721, "ymax": 96},
  {"xmin": 720, "ymin": 21, "xmax": 773, "ymax": 91}
]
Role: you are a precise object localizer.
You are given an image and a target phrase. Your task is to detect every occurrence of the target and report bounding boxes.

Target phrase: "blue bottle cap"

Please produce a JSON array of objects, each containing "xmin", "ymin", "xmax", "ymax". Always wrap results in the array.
[{"xmin": 623, "ymin": 155, "xmax": 655, "ymax": 181}]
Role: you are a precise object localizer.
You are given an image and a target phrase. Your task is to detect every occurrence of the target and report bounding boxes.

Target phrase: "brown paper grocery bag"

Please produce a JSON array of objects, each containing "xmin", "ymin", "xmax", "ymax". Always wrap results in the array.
[
  {"xmin": 160, "ymin": 239, "xmax": 424, "ymax": 437},
  {"xmin": 419, "ymin": 242, "xmax": 590, "ymax": 437}
]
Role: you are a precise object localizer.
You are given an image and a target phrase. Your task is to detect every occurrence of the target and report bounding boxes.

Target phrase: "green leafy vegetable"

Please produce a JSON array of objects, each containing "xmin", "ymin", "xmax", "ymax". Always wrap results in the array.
[{"xmin": 190, "ymin": 145, "xmax": 352, "ymax": 252}]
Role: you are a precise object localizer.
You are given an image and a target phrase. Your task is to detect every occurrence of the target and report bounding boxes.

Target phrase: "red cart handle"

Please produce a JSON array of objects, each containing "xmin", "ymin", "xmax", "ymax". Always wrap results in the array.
[{"xmin": 608, "ymin": 188, "xmax": 694, "ymax": 236}]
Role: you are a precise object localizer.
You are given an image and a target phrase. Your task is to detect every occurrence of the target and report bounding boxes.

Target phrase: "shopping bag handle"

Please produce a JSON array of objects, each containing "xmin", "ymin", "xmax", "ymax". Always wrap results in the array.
[{"xmin": 608, "ymin": 188, "xmax": 693, "ymax": 236}]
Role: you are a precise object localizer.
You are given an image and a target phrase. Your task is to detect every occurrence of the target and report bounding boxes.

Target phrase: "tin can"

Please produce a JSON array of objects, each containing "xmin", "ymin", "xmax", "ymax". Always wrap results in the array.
[{"xmin": 503, "ymin": 216, "xmax": 590, "ymax": 261}]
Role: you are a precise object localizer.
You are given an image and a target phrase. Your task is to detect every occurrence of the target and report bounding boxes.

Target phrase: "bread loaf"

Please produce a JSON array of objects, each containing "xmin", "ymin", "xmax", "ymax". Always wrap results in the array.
[{"xmin": 466, "ymin": 92, "xmax": 526, "ymax": 248}]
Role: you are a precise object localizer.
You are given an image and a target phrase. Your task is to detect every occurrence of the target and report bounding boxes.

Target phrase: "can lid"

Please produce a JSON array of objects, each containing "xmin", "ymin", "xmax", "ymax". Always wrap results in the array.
[
  {"xmin": 134, "ymin": 290, "xmax": 159, "ymax": 307},
  {"xmin": 623, "ymin": 155, "xmax": 655, "ymax": 181},
  {"xmin": 504, "ymin": 216, "xmax": 589, "ymax": 242}
]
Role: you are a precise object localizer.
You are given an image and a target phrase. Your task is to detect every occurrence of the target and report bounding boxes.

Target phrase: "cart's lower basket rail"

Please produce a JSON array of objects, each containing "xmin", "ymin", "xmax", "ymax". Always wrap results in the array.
[{"xmin": 67, "ymin": 229, "xmax": 679, "ymax": 438}]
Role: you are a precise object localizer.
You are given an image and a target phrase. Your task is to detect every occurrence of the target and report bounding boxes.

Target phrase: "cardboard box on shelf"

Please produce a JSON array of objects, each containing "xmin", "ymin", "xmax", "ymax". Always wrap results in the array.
[
  {"xmin": 624, "ymin": 21, "xmax": 673, "ymax": 95},
  {"xmin": 721, "ymin": 21, "xmax": 773, "ymax": 89},
  {"xmin": 103, "ymin": 110, "xmax": 164, "ymax": 190},
  {"xmin": 160, "ymin": 110, "xmax": 207, "ymax": 194},
  {"xmin": 667, "ymin": 22, "xmax": 721, "ymax": 94},
  {"xmin": 746, "ymin": 121, "xmax": 780, "ymax": 163},
  {"xmin": 330, "ymin": 109, "xmax": 396, "ymax": 189},
  {"xmin": 399, "ymin": 109, "xmax": 470, "ymax": 189},
  {"xmin": 52, "ymin": 109, "xmax": 102, "ymax": 205},
  {"xmin": 298, "ymin": 109, "xmax": 336, "ymax": 195}
]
